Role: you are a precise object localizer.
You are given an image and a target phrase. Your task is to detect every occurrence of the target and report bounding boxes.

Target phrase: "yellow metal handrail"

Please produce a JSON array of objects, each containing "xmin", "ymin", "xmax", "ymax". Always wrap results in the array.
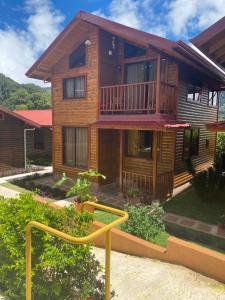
[{"xmin": 26, "ymin": 201, "xmax": 128, "ymax": 300}]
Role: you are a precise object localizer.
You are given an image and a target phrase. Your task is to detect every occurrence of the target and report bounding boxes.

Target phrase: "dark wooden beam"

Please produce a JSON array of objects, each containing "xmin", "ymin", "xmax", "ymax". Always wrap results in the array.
[
  {"xmin": 209, "ymin": 37, "xmax": 225, "ymax": 54},
  {"xmin": 213, "ymin": 46, "xmax": 225, "ymax": 60},
  {"xmin": 219, "ymin": 53, "xmax": 225, "ymax": 64}
]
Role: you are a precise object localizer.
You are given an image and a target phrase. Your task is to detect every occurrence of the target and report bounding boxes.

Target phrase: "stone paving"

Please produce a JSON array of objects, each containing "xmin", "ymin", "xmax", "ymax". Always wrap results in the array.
[{"xmin": 94, "ymin": 247, "xmax": 225, "ymax": 300}]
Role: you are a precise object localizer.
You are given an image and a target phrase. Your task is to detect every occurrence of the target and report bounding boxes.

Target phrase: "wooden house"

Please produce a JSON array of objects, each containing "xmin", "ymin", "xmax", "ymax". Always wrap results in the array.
[
  {"xmin": 26, "ymin": 11, "xmax": 225, "ymax": 198},
  {"xmin": 0, "ymin": 106, "xmax": 52, "ymax": 172}
]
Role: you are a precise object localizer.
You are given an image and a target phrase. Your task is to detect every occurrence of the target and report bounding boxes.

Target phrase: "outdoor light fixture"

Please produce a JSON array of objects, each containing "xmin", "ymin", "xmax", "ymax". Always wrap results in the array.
[
  {"xmin": 108, "ymin": 50, "xmax": 113, "ymax": 56},
  {"xmin": 112, "ymin": 36, "xmax": 116, "ymax": 49},
  {"xmin": 85, "ymin": 39, "xmax": 92, "ymax": 46}
]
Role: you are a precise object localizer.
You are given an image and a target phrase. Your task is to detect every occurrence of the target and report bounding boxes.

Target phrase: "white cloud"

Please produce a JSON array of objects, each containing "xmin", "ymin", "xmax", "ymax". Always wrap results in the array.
[
  {"xmin": 0, "ymin": 0, "xmax": 64, "ymax": 85},
  {"xmin": 167, "ymin": 0, "xmax": 225, "ymax": 37}
]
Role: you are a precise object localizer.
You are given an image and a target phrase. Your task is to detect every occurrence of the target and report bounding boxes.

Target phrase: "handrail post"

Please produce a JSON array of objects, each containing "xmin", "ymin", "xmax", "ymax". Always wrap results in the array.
[
  {"xmin": 105, "ymin": 230, "xmax": 111, "ymax": 300},
  {"xmin": 26, "ymin": 225, "xmax": 32, "ymax": 300}
]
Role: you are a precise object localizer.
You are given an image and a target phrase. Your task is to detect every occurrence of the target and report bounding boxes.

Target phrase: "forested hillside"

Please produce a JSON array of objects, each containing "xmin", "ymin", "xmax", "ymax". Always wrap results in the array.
[{"xmin": 0, "ymin": 73, "xmax": 51, "ymax": 110}]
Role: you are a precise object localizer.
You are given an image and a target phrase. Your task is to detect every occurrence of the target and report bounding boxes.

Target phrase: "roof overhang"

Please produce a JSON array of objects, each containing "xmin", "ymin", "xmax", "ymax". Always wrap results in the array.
[
  {"xmin": 206, "ymin": 121, "xmax": 225, "ymax": 132},
  {"xmin": 0, "ymin": 106, "xmax": 41, "ymax": 128},
  {"xmin": 191, "ymin": 17, "xmax": 225, "ymax": 69},
  {"xmin": 92, "ymin": 120, "xmax": 191, "ymax": 131}
]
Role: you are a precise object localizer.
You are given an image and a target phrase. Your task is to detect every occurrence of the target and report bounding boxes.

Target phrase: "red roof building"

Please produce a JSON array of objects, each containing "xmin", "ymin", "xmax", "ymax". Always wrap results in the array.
[{"xmin": 14, "ymin": 109, "xmax": 52, "ymax": 128}]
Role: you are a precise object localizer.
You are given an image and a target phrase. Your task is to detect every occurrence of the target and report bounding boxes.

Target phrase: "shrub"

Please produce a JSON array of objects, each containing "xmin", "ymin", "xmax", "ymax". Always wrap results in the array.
[
  {"xmin": 191, "ymin": 167, "xmax": 225, "ymax": 201},
  {"xmin": 215, "ymin": 132, "xmax": 225, "ymax": 172},
  {"xmin": 28, "ymin": 153, "xmax": 52, "ymax": 166},
  {"xmin": 0, "ymin": 193, "xmax": 109, "ymax": 299},
  {"xmin": 121, "ymin": 203, "xmax": 166, "ymax": 242}
]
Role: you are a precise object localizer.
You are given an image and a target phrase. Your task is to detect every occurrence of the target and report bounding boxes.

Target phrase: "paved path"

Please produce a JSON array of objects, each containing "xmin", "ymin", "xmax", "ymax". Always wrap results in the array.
[
  {"xmin": 94, "ymin": 247, "xmax": 225, "ymax": 300},
  {"xmin": 0, "ymin": 186, "xmax": 19, "ymax": 198},
  {"xmin": 164, "ymin": 212, "xmax": 225, "ymax": 238}
]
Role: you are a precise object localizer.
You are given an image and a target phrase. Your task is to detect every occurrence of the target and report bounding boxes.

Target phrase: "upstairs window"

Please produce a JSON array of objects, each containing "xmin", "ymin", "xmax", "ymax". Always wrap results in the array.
[
  {"xmin": 187, "ymin": 84, "xmax": 202, "ymax": 102},
  {"xmin": 183, "ymin": 128, "xmax": 199, "ymax": 158},
  {"xmin": 124, "ymin": 42, "xmax": 146, "ymax": 59},
  {"xmin": 63, "ymin": 76, "xmax": 86, "ymax": 99},
  {"xmin": 208, "ymin": 89, "xmax": 219, "ymax": 106},
  {"xmin": 69, "ymin": 43, "xmax": 86, "ymax": 69},
  {"xmin": 125, "ymin": 130, "xmax": 153, "ymax": 160}
]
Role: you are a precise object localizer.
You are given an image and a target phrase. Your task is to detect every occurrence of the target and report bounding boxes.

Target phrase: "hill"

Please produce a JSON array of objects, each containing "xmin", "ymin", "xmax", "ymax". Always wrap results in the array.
[{"xmin": 0, "ymin": 73, "xmax": 51, "ymax": 110}]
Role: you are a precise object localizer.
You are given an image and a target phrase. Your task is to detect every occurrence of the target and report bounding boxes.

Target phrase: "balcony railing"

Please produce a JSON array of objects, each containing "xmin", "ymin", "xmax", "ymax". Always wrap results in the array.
[{"xmin": 100, "ymin": 81, "xmax": 177, "ymax": 115}]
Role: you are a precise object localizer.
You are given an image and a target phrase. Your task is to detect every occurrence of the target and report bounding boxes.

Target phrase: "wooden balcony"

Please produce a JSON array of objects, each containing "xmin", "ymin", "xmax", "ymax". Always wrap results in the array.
[{"xmin": 100, "ymin": 81, "xmax": 177, "ymax": 117}]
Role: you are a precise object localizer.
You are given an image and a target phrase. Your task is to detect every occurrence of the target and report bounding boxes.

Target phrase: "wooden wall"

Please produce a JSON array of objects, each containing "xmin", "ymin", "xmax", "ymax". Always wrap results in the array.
[
  {"xmin": 51, "ymin": 23, "xmax": 99, "ymax": 178},
  {"xmin": 27, "ymin": 128, "xmax": 52, "ymax": 157},
  {"xmin": 0, "ymin": 112, "xmax": 25, "ymax": 168},
  {"xmin": 175, "ymin": 76, "xmax": 218, "ymax": 187}
]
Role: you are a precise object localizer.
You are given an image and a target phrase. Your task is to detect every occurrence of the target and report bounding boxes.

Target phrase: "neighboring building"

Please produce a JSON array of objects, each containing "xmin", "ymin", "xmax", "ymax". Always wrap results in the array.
[
  {"xmin": 26, "ymin": 11, "xmax": 225, "ymax": 199},
  {"xmin": 0, "ymin": 106, "xmax": 52, "ymax": 170},
  {"xmin": 15, "ymin": 109, "xmax": 52, "ymax": 159}
]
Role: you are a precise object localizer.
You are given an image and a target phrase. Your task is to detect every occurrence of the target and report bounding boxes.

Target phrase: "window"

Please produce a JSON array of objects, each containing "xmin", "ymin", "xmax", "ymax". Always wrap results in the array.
[
  {"xmin": 187, "ymin": 84, "xmax": 202, "ymax": 102},
  {"xmin": 124, "ymin": 42, "xmax": 146, "ymax": 59},
  {"xmin": 183, "ymin": 128, "xmax": 199, "ymax": 158},
  {"xmin": 208, "ymin": 89, "xmax": 219, "ymax": 106},
  {"xmin": 63, "ymin": 76, "xmax": 85, "ymax": 99},
  {"xmin": 125, "ymin": 130, "xmax": 153, "ymax": 160},
  {"xmin": 34, "ymin": 130, "xmax": 44, "ymax": 150},
  {"xmin": 69, "ymin": 43, "xmax": 86, "ymax": 69},
  {"xmin": 63, "ymin": 127, "xmax": 88, "ymax": 168},
  {"xmin": 125, "ymin": 60, "xmax": 157, "ymax": 83}
]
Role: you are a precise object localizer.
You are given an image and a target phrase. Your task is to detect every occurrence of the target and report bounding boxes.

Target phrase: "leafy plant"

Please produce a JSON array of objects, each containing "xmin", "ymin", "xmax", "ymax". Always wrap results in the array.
[
  {"xmin": 121, "ymin": 203, "xmax": 166, "ymax": 242},
  {"xmin": 215, "ymin": 132, "xmax": 225, "ymax": 172},
  {"xmin": 54, "ymin": 169, "xmax": 106, "ymax": 203},
  {"xmin": 0, "ymin": 192, "xmax": 110, "ymax": 299},
  {"xmin": 126, "ymin": 187, "xmax": 141, "ymax": 198}
]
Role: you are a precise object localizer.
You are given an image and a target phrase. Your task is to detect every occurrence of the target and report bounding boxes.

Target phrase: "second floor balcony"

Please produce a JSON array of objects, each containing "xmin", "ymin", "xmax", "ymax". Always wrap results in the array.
[{"xmin": 100, "ymin": 81, "xmax": 177, "ymax": 119}]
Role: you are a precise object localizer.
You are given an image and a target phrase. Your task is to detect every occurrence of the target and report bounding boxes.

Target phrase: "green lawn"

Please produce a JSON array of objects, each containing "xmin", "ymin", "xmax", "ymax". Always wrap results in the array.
[{"xmin": 164, "ymin": 187, "xmax": 225, "ymax": 225}]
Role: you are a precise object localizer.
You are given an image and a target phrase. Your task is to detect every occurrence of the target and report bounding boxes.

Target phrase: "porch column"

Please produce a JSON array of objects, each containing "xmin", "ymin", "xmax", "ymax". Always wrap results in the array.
[
  {"xmin": 119, "ymin": 130, "xmax": 123, "ymax": 190},
  {"xmin": 152, "ymin": 131, "xmax": 158, "ymax": 198},
  {"xmin": 156, "ymin": 54, "xmax": 161, "ymax": 114}
]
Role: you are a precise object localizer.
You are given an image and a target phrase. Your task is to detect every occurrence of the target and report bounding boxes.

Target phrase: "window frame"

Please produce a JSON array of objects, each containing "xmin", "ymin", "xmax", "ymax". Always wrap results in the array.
[
  {"xmin": 62, "ymin": 126, "xmax": 89, "ymax": 169},
  {"xmin": 69, "ymin": 42, "xmax": 86, "ymax": 69},
  {"xmin": 63, "ymin": 76, "xmax": 87, "ymax": 100},
  {"xmin": 183, "ymin": 128, "xmax": 200, "ymax": 159},
  {"xmin": 124, "ymin": 130, "xmax": 153, "ymax": 160},
  {"xmin": 208, "ymin": 89, "xmax": 219, "ymax": 107},
  {"xmin": 186, "ymin": 84, "xmax": 202, "ymax": 103}
]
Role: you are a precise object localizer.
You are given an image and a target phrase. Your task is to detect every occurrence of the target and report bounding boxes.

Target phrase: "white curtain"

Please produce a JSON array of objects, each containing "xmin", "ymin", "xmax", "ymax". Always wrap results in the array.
[
  {"xmin": 76, "ymin": 128, "xmax": 88, "ymax": 168},
  {"xmin": 75, "ymin": 77, "xmax": 85, "ymax": 98},
  {"xmin": 64, "ymin": 128, "xmax": 76, "ymax": 165},
  {"xmin": 65, "ymin": 79, "xmax": 74, "ymax": 98}
]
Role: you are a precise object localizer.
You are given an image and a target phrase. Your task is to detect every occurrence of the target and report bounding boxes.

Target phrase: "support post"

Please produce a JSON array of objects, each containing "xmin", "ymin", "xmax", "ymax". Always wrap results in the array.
[
  {"xmin": 119, "ymin": 130, "xmax": 123, "ymax": 191},
  {"xmin": 156, "ymin": 54, "xmax": 161, "ymax": 114},
  {"xmin": 152, "ymin": 131, "xmax": 158, "ymax": 198},
  {"xmin": 26, "ymin": 225, "xmax": 32, "ymax": 300},
  {"xmin": 105, "ymin": 230, "xmax": 111, "ymax": 300},
  {"xmin": 24, "ymin": 128, "xmax": 36, "ymax": 169}
]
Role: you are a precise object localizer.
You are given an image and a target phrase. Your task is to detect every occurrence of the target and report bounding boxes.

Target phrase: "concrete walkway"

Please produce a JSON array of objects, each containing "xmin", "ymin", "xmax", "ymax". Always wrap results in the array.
[
  {"xmin": 0, "ymin": 186, "xmax": 19, "ymax": 198},
  {"xmin": 94, "ymin": 247, "xmax": 225, "ymax": 300}
]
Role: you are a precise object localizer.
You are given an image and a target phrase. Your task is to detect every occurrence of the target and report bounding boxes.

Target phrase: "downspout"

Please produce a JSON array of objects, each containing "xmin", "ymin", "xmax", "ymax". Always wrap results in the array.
[{"xmin": 24, "ymin": 128, "xmax": 36, "ymax": 169}]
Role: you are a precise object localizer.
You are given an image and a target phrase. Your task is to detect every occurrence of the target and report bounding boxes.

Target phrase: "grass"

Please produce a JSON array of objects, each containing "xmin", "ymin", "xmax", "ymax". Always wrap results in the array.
[
  {"xmin": 164, "ymin": 187, "xmax": 225, "ymax": 225},
  {"xmin": 1, "ymin": 182, "xmax": 29, "ymax": 193}
]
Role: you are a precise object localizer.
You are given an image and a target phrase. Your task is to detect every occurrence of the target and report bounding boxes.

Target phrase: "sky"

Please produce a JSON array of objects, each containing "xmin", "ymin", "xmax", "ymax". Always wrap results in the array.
[{"xmin": 0, "ymin": 0, "xmax": 225, "ymax": 86}]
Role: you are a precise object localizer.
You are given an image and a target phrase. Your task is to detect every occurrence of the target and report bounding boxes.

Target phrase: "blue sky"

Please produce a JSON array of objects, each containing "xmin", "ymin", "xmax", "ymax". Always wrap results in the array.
[{"xmin": 0, "ymin": 0, "xmax": 225, "ymax": 85}]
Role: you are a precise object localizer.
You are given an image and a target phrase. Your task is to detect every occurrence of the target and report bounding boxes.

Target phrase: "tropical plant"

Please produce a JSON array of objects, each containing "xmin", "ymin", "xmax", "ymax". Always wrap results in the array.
[
  {"xmin": 0, "ymin": 192, "xmax": 110, "ymax": 299},
  {"xmin": 121, "ymin": 203, "xmax": 166, "ymax": 242},
  {"xmin": 54, "ymin": 169, "xmax": 106, "ymax": 203}
]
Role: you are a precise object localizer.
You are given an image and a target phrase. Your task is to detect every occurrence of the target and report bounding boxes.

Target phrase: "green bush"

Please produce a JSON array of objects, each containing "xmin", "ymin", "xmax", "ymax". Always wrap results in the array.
[
  {"xmin": 28, "ymin": 153, "xmax": 52, "ymax": 166},
  {"xmin": 0, "ymin": 193, "xmax": 108, "ymax": 299},
  {"xmin": 121, "ymin": 203, "xmax": 166, "ymax": 243},
  {"xmin": 215, "ymin": 132, "xmax": 225, "ymax": 172},
  {"xmin": 191, "ymin": 167, "xmax": 225, "ymax": 201}
]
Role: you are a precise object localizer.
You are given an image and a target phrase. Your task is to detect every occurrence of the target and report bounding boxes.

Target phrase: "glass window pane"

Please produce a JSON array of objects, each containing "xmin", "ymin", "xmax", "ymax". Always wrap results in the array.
[
  {"xmin": 125, "ymin": 130, "xmax": 152, "ymax": 159},
  {"xmin": 63, "ymin": 127, "xmax": 76, "ymax": 166},
  {"xmin": 74, "ymin": 77, "xmax": 85, "ymax": 98},
  {"xmin": 191, "ymin": 129, "xmax": 199, "ymax": 156},
  {"xmin": 187, "ymin": 84, "xmax": 194, "ymax": 101},
  {"xmin": 75, "ymin": 128, "xmax": 88, "ymax": 168},
  {"xmin": 69, "ymin": 43, "xmax": 86, "ymax": 69},
  {"xmin": 124, "ymin": 42, "xmax": 146, "ymax": 58},
  {"xmin": 65, "ymin": 78, "xmax": 74, "ymax": 98},
  {"xmin": 184, "ymin": 129, "xmax": 191, "ymax": 158}
]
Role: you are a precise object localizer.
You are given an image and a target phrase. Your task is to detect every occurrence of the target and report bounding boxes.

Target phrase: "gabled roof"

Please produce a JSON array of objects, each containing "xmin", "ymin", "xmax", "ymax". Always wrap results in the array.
[
  {"xmin": 191, "ymin": 16, "xmax": 225, "ymax": 68},
  {"xmin": 14, "ymin": 109, "xmax": 52, "ymax": 127},
  {"xmin": 26, "ymin": 10, "xmax": 225, "ymax": 83},
  {"xmin": 0, "ymin": 105, "xmax": 40, "ymax": 128}
]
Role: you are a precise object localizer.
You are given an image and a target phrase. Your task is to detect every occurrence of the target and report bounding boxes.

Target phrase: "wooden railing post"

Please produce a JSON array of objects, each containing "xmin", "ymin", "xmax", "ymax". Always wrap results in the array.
[{"xmin": 156, "ymin": 54, "xmax": 161, "ymax": 114}]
